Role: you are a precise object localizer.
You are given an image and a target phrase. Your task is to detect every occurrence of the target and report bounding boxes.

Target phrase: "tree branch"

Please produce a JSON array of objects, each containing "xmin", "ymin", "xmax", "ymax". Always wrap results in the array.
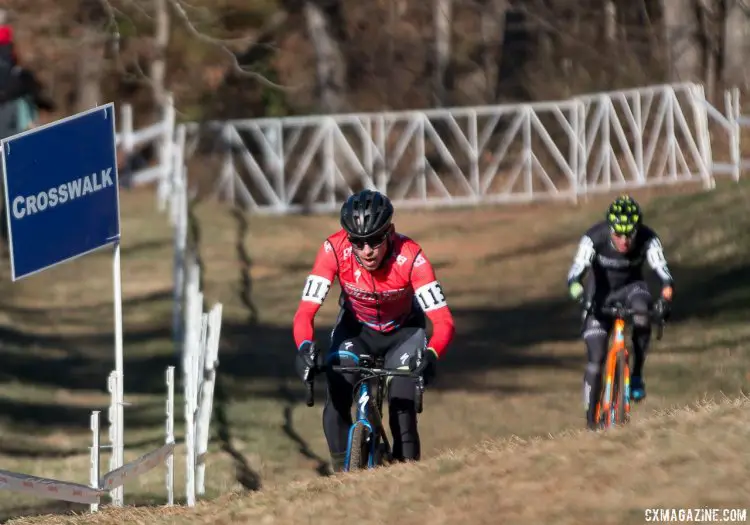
[{"xmin": 167, "ymin": 0, "xmax": 305, "ymax": 92}]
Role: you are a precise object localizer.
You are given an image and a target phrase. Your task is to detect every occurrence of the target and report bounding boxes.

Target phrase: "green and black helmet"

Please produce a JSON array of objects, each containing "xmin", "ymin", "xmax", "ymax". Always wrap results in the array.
[{"xmin": 606, "ymin": 194, "xmax": 642, "ymax": 236}]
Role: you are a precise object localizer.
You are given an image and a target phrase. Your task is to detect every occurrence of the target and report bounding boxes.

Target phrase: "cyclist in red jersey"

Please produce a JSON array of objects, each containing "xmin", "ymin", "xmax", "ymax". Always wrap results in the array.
[{"xmin": 293, "ymin": 189, "xmax": 455, "ymax": 472}]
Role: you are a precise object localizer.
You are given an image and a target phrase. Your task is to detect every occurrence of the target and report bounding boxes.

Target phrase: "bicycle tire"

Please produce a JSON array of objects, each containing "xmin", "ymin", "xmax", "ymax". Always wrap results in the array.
[
  {"xmin": 347, "ymin": 421, "xmax": 372, "ymax": 472},
  {"xmin": 596, "ymin": 349, "xmax": 617, "ymax": 430},
  {"xmin": 613, "ymin": 350, "xmax": 628, "ymax": 425}
]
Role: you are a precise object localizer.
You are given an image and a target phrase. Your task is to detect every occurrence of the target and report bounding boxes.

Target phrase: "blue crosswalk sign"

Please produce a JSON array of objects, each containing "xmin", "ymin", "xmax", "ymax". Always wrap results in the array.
[{"xmin": 1, "ymin": 103, "xmax": 120, "ymax": 281}]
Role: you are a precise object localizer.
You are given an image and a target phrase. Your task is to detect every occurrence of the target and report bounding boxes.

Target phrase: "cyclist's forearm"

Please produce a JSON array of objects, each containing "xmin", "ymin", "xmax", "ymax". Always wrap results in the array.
[
  {"xmin": 567, "ymin": 236, "xmax": 594, "ymax": 287},
  {"xmin": 567, "ymin": 270, "xmax": 586, "ymax": 288},
  {"xmin": 645, "ymin": 237, "xmax": 674, "ymax": 288},
  {"xmin": 293, "ymin": 302, "xmax": 319, "ymax": 349},
  {"xmin": 425, "ymin": 307, "xmax": 455, "ymax": 358}
]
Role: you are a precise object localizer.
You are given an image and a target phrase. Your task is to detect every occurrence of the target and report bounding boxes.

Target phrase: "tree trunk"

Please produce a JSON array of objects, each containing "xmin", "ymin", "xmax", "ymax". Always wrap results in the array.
[
  {"xmin": 75, "ymin": 26, "xmax": 105, "ymax": 112},
  {"xmin": 480, "ymin": 0, "xmax": 507, "ymax": 103},
  {"xmin": 304, "ymin": 0, "xmax": 348, "ymax": 113},
  {"xmin": 150, "ymin": 0, "xmax": 170, "ymax": 118},
  {"xmin": 662, "ymin": 0, "xmax": 703, "ymax": 83},
  {"xmin": 604, "ymin": 0, "xmax": 617, "ymax": 47},
  {"xmin": 723, "ymin": 0, "xmax": 750, "ymax": 89},
  {"xmin": 74, "ymin": 0, "xmax": 107, "ymax": 113},
  {"xmin": 433, "ymin": 0, "xmax": 452, "ymax": 106}
]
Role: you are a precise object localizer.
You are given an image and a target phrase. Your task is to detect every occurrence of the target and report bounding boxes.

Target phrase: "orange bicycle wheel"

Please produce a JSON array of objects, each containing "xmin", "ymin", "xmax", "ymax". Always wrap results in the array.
[
  {"xmin": 596, "ymin": 351, "xmax": 615, "ymax": 429},
  {"xmin": 613, "ymin": 350, "xmax": 629, "ymax": 425}
]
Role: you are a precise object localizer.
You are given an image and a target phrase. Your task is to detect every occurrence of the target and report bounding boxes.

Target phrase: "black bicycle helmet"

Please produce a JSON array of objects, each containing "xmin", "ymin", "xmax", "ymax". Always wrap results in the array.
[
  {"xmin": 606, "ymin": 194, "xmax": 642, "ymax": 235},
  {"xmin": 340, "ymin": 189, "xmax": 394, "ymax": 239}
]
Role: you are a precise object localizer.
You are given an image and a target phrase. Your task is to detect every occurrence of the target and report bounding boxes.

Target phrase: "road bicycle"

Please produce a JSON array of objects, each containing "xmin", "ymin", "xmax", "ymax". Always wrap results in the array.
[
  {"xmin": 584, "ymin": 301, "xmax": 666, "ymax": 430},
  {"xmin": 304, "ymin": 343, "xmax": 425, "ymax": 471}
]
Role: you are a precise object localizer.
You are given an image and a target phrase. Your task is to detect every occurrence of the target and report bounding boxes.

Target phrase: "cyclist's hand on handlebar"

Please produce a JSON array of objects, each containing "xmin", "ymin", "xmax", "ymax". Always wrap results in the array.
[
  {"xmin": 656, "ymin": 286, "xmax": 673, "ymax": 322},
  {"xmin": 569, "ymin": 282, "xmax": 584, "ymax": 303},
  {"xmin": 654, "ymin": 297, "xmax": 671, "ymax": 322},
  {"xmin": 409, "ymin": 347, "xmax": 438, "ymax": 386},
  {"xmin": 295, "ymin": 340, "xmax": 319, "ymax": 383}
]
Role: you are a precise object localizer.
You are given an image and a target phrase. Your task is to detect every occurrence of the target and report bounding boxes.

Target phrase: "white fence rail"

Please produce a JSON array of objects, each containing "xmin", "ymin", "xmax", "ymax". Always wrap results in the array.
[
  {"xmin": 116, "ymin": 96, "xmax": 176, "ymax": 211},
  {"xmin": 165, "ymin": 121, "xmax": 224, "ymax": 507},
  {"xmin": 94, "ymin": 365, "xmax": 175, "ymax": 510},
  {"xmin": 175, "ymin": 82, "xmax": 746, "ymax": 215},
  {"xmin": 183, "ymin": 271, "xmax": 223, "ymax": 506},
  {"xmin": 120, "ymin": 82, "xmax": 750, "ymax": 217},
  {"xmin": 0, "ymin": 366, "xmax": 175, "ymax": 512}
]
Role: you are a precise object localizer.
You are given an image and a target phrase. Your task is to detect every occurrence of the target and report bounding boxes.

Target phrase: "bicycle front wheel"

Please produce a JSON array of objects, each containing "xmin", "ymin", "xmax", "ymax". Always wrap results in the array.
[
  {"xmin": 613, "ymin": 351, "xmax": 629, "ymax": 425},
  {"xmin": 346, "ymin": 421, "xmax": 372, "ymax": 472}
]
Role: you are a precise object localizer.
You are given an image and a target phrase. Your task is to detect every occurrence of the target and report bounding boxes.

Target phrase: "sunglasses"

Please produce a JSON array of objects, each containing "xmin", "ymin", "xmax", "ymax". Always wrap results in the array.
[
  {"xmin": 348, "ymin": 232, "xmax": 388, "ymax": 249},
  {"xmin": 611, "ymin": 228, "xmax": 637, "ymax": 239}
]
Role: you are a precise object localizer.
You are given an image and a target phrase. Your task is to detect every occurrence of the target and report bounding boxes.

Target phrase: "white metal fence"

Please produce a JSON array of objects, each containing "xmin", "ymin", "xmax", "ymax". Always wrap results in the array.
[
  {"xmin": 120, "ymin": 82, "xmax": 747, "ymax": 217},
  {"xmin": 157, "ymin": 118, "xmax": 225, "ymax": 508},
  {"xmin": 172, "ymin": 82, "xmax": 747, "ymax": 215},
  {"xmin": 0, "ymin": 366, "xmax": 175, "ymax": 512}
]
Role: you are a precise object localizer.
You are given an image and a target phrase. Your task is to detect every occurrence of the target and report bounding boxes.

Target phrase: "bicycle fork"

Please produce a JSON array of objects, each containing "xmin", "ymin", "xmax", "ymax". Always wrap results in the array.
[
  {"xmin": 598, "ymin": 326, "xmax": 631, "ymax": 426},
  {"xmin": 344, "ymin": 380, "xmax": 392, "ymax": 470}
]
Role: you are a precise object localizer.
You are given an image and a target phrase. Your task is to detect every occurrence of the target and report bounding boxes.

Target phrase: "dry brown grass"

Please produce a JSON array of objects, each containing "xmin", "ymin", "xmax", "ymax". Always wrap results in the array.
[
  {"xmin": 10, "ymin": 395, "xmax": 750, "ymax": 525},
  {"xmin": 0, "ymin": 179, "xmax": 747, "ymax": 522}
]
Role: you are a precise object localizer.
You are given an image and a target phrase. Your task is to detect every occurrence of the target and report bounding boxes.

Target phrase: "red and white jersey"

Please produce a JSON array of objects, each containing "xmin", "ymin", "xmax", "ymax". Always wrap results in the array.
[{"xmin": 292, "ymin": 229, "xmax": 455, "ymax": 357}]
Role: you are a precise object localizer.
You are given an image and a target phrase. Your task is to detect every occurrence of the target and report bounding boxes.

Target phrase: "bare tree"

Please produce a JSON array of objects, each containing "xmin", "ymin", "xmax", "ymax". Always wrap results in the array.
[
  {"xmin": 73, "ymin": 1, "xmax": 109, "ymax": 112},
  {"xmin": 150, "ymin": 0, "xmax": 170, "ymax": 115},
  {"xmin": 604, "ymin": 0, "xmax": 617, "ymax": 46},
  {"xmin": 723, "ymin": 0, "xmax": 750, "ymax": 89},
  {"xmin": 433, "ymin": 0, "xmax": 452, "ymax": 106},
  {"xmin": 303, "ymin": 0, "xmax": 348, "ymax": 112},
  {"xmin": 662, "ymin": 0, "xmax": 704, "ymax": 84},
  {"xmin": 479, "ymin": 0, "xmax": 507, "ymax": 103}
]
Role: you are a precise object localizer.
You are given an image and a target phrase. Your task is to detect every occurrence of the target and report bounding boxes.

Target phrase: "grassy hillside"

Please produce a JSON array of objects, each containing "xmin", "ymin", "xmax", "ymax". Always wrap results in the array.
[
  {"xmin": 12, "ymin": 395, "xmax": 750, "ymax": 525},
  {"xmin": 0, "ymin": 177, "xmax": 747, "ymax": 522}
]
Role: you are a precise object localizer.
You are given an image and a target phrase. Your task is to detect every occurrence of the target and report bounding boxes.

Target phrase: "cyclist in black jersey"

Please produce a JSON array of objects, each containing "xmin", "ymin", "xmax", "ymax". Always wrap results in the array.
[{"xmin": 566, "ymin": 195, "xmax": 674, "ymax": 429}]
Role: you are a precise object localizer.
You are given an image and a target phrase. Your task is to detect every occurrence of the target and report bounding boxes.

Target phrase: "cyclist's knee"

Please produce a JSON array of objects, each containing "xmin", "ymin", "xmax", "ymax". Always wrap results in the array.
[
  {"xmin": 631, "ymin": 303, "xmax": 651, "ymax": 328},
  {"xmin": 583, "ymin": 313, "xmax": 606, "ymax": 336},
  {"xmin": 388, "ymin": 376, "xmax": 417, "ymax": 402},
  {"xmin": 585, "ymin": 361, "xmax": 602, "ymax": 378},
  {"xmin": 324, "ymin": 341, "xmax": 360, "ymax": 380},
  {"xmin": 324, "ymin": 359, "xmax": 355, "ymax": 414},
  {"xmin": 583, "ymin": 322, "xmax": 608, "ymax": 365},
  {"xmin": 628, "ymin": 288, "xmax": 652, "ymax": 328},
  {"xmin": 384, "ymin": 328, "xmax": 426, "ymax": 370}
]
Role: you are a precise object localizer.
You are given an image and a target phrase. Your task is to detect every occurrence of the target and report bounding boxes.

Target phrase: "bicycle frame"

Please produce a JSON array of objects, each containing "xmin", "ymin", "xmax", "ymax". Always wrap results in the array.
[
  {"xmin": 595, "ymin": 315, "xmax": 630, "ymax": 427},
  {"xmin": 305, "ymin": 345, "xmax": 425, "ymax": 472},
  {"xmin": 345, "ymin": 368, "xmax": 386, "ymax": 469},
  {"xmin": 593, "ymin": 303, "xmax": 665, "ymax": 429}
]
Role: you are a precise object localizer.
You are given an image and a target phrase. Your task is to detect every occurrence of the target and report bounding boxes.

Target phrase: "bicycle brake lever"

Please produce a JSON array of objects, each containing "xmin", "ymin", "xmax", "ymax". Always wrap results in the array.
[
  {"xmin": 656, "ymin": 318, "xmax": 665, "ymax": 341},
  {"xmin": 305, "ymin": 343, "xmax": 320, "ymax": 407},
  {"xmin": 305, "ymin": 379, "xmax": 315, "ymax": 407}
]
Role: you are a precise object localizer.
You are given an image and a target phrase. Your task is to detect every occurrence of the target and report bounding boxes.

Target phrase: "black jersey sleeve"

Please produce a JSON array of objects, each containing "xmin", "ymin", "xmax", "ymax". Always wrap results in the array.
[
  {"xmin": 566, "ymin": 224, "xmax": 605, "ymax": 287},
  {"xmin": 643, "ymin": 231, "xmax": 674, "ymax": 288}
]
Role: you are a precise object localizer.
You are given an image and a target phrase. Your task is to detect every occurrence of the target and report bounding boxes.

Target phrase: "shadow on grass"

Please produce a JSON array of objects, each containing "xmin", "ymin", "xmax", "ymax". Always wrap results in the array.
[
  {"xmin": 0, "ymin": 192, "xmax": 747, "ymax": 522},
  {"xmin": 0, "ymin": 256, "xmax": 745, "ymax": 426},
  {"xmin": 213, "ymin": 375, "xmax": 263, "ymax": 492}
]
